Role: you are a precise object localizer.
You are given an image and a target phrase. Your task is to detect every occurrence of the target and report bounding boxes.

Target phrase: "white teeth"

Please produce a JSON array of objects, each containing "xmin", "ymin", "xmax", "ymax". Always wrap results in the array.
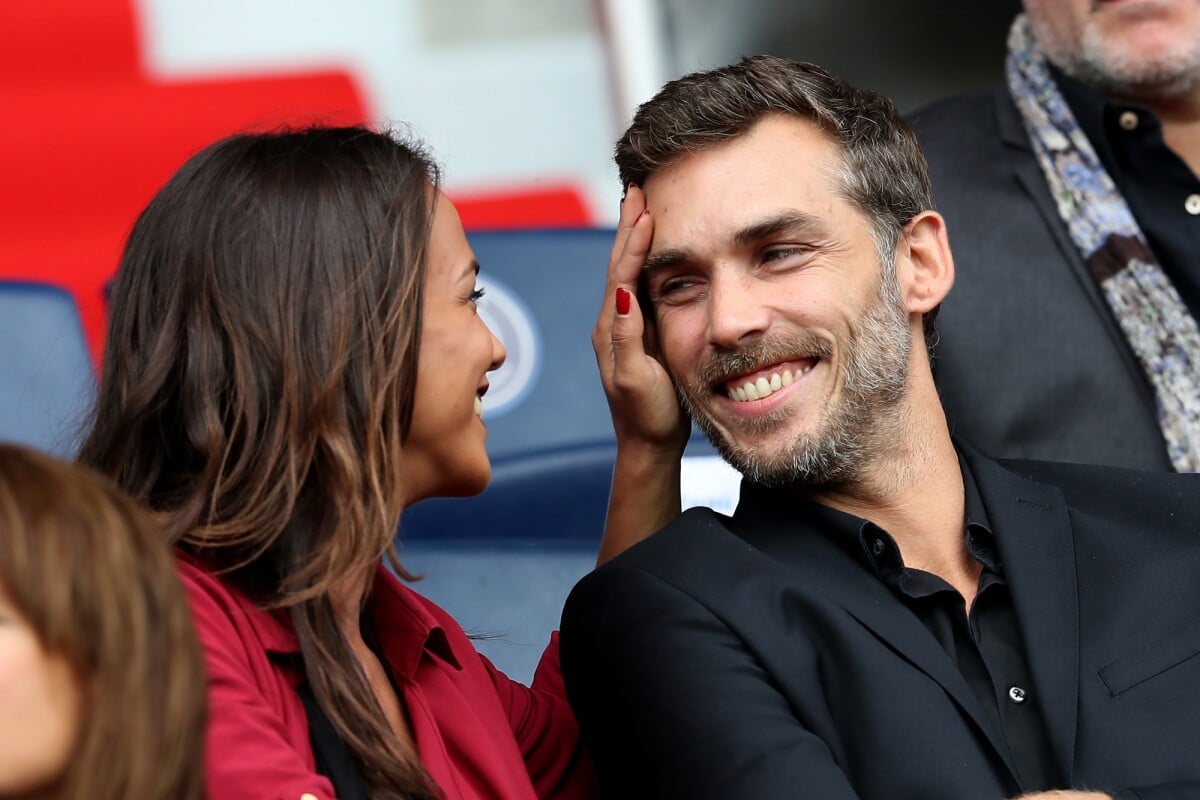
[
  {"xmin": 474, "ymin": 396, "xmax": 484, "ymax": 417},
  {"xmin": 727, "ymin": 364, "xmax": 813, "ymax": 402}
]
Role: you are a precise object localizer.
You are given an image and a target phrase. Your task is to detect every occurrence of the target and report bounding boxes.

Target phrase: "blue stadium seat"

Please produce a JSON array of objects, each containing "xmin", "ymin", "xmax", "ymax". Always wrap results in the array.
[
  {"xmin": 398, "ymin": 228, "xmax": 739, "ymax": 681},
  {"xmin": 0, "ymin": 282, "xmax": 95, "ymax": 457}
]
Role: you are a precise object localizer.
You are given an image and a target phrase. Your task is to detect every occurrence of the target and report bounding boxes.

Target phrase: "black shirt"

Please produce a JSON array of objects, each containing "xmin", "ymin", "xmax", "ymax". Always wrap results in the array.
[
  {"xmin": 1054, "ymin": 67, "xmax": 1200, "ymax": 317},
  {"xmin": 808, "ymin": 460, "xmax": 1059, "ymax": 792}
]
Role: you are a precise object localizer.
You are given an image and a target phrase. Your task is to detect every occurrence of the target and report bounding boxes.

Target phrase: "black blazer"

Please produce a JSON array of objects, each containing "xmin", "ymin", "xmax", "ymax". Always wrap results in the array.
[
  {"xmin": 910, "ymin": 88, "xmax": 1172, "ymax": 471},
  {"xmin": 560, "ymin": 447, "xmax": 1200, "ymax": 799}
]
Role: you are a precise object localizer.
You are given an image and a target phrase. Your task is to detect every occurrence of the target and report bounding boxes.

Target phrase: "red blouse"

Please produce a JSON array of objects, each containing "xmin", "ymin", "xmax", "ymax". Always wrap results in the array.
[{"xmin": 178, "ymin": 555, "xmax": 596, "ymax": 800}]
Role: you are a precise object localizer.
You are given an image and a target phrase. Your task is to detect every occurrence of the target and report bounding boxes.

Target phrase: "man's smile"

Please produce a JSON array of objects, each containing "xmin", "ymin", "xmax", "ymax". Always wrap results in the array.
[{"xmin": 721, "ymin": 357, "xmax": 819, "ymax": 403}]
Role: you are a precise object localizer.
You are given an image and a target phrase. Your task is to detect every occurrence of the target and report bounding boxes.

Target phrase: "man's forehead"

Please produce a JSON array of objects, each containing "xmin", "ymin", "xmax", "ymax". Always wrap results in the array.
[
  {"xmin": 647, "ymin": 113, "xmax": 837, "ymax": 172},
  {"xmin": 641, "ymin": 119, "xmax": 842, "ymax": 210}
]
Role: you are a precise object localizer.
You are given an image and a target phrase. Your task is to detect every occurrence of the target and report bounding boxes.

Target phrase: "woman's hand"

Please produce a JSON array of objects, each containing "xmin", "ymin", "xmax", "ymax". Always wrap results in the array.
[
  {"xmin": 594, "ymin": 186, "xmax": 689, "ymax": 564},
  {"xmin": 592, "ymin": 185, "xmax": 690, "ymax": 455}
]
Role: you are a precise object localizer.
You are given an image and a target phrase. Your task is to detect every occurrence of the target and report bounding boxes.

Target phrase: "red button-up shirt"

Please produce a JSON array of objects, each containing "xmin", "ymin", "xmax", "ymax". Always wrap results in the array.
[{"xmin": 178, "ymin": 555, "xmax": 596, "ymax": 800}]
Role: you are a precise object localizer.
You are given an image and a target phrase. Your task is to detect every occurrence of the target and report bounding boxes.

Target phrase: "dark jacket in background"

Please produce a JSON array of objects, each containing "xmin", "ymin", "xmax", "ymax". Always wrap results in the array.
[{"xmin": 910, "ymin": 87, "xmax": 1172, "ymax": 471}]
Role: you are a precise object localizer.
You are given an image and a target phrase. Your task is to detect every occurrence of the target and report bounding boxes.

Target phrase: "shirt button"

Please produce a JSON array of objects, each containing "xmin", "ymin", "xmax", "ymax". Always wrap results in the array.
[
  {"xmin": 1008, "ymin": 685, "xmax": 1027, "ymax": 704},
  {"xmin": 871, "ymin": 538, "xmax": 885, "ymax": 556},
  {"xmin": 1118, "ymin": 110, "xmax": 1139, "ymax": 130},
  {"xmin": 1186, "ymin": 194, "xmax": 1200, "ymax": 215}
]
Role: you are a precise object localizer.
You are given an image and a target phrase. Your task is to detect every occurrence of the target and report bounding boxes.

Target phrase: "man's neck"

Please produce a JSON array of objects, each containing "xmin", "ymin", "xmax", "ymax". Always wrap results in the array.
[{"xmin": 811, "ymin": 393, "xmax": 978, "ymax": 600}]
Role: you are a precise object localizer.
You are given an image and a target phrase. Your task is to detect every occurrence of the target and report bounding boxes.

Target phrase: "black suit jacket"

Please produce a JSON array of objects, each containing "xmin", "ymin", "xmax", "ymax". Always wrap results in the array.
[
  {"xmin": 561, "ymin": 447, "xmax": 1200, "ymax": 799},
  {"xmin": 910, "ymin": 88, "xmax": 1172, "ymax": 471}
]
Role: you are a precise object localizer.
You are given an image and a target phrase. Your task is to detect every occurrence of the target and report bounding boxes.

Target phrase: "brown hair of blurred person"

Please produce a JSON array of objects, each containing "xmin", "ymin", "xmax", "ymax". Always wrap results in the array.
[
  {"xmin": 78, "ymin": 127, "xmax": 443, "ymax": 798},
  {"xmin": 615, "ymin": 55, "xmax": 941, "ymax": 350},
  {"xmin": 0, "ymin": 443, "xmax": 205, "ymax": 800}
]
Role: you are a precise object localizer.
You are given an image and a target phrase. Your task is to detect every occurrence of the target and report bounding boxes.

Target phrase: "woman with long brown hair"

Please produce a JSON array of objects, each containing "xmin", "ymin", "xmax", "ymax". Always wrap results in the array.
[
  {"xmin": 0, "ymin": 442, "xmax": 206, "ymax": 800},
  {"xmin": 79, "ymin": 126, "xmax": 682, "ymax": 799}
]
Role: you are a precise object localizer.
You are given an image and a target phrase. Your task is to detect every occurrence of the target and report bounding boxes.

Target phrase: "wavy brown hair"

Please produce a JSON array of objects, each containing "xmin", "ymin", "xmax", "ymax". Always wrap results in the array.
[
  {"xmin": 79, "ymin": 127, "xmax": 441, "ymax": 798},
  {"xmin": 0, "ymin": 443, "xmax": 206, "ymax": 800}
]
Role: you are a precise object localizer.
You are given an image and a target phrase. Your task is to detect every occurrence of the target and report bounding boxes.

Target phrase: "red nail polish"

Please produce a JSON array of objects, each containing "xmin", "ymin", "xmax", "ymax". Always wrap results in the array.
[{"xmin": 615, "ymin": 287, "xmax": 632, "ymax": 316}]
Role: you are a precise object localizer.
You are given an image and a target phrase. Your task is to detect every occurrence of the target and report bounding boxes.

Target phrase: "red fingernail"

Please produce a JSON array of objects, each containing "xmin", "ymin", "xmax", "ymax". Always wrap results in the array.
[{"xmin": 615, "ymin": 287, "xmax": 632, "ymax": 316}]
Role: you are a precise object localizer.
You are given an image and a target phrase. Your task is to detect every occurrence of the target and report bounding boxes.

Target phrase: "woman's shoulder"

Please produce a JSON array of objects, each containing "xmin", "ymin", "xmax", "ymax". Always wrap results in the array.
[
  {"xmin": 174, "ymin": 550, "xmax": 298, "ymax": 655},
  {"xmin": 174, "ymin": 551, "xmax": 250, "ymax": 615}
]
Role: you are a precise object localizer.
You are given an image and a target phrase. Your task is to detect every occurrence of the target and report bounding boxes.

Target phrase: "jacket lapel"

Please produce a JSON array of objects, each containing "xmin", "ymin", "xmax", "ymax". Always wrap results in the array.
[
  {"xmin": 730, "ymin": 485, "xmax": 1020, "ymax": 783},
  {"xmin": 962, "ymin": 444, "xmax": 1080, "ymax": 784},
  {"xmin": 994, "ymin": 87, "xmax": 1156, "ymax": 412}
]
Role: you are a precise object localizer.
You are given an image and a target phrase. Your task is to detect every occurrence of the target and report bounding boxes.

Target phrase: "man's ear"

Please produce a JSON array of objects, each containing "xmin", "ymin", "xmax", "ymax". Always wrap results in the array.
[{"xmin": 896, "ymin": 210, "xmax": 954, "ymax": 314}]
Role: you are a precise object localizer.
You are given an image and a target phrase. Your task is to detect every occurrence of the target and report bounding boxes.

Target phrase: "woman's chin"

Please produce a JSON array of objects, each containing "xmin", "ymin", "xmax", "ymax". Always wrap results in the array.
[{"xmin": 403, "ymin": 466, "xmax": 492, "ymax": 507}]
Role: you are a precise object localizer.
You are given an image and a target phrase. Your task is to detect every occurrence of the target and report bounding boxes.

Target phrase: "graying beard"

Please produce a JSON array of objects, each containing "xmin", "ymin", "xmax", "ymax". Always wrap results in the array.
[
  {"xmin": 678, "ymin": 265, "xmax": 911, "ymax": 489},
  {"xmin": 1054, "ymin": 21, "xmax": 1200, "ymax": 99}
]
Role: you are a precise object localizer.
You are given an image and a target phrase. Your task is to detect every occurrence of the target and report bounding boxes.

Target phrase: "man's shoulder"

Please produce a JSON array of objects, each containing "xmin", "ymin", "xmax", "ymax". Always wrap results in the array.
[
  {"xmin": 998, "ymin": 455, "xmax": 1196, "ymax": 493},
  {"xmin": 598, "ymin": 505, "xmax": 746, "ymax": 573},
  {"xmin": 994, "ymin": 455, "xmax": 1199, "ymax": 530},
  {"xmin": 567, "ymin": 506, "xmax": 766, "ymax": 608}
]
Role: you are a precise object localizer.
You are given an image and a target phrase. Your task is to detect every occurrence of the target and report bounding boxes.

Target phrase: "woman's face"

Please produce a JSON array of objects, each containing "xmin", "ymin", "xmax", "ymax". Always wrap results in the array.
[
  {"xmin": 402, "ymin": 192, "xmax": 507, "ymax": 504},
  {"xmin": 0, "ymin": 589, "xmax": 80, "ymax": 797}
]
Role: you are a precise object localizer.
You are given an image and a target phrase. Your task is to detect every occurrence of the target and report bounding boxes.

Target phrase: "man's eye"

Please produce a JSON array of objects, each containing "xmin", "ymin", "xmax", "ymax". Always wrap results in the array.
[
  {"xmin": 763, "ymin": 246, "xmax": 806, "ymax": 263},
  {"xmin": 659, "ymin": 277, "xmax": 697, "ymax": 295}
]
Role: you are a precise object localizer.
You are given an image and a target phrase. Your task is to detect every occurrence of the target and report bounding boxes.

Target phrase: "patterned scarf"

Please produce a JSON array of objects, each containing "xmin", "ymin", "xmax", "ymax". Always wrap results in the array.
[{"xmin": 1005, "ymin": 14, "xmax": 1200, "ymax": 472}]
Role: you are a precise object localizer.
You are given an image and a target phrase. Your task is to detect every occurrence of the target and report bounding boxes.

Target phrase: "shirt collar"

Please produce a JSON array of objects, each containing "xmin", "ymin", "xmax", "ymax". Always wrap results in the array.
[
  {"xmin": 231, "ymin": 563, "xmax": 461, "ymax": 679},
  {"xmin": 1050, "ymin": 64, "xmax": 1162, "ymax": 173},
  {"xmin": 740, "ymin": 446, "xmax": 998, "ymax": 577},
  {"xmin": 961, "ymin": 454, "xmax": 1000, "ymax": 574},
  {"xmin": 366, "ymin": 566, "xmax": 461, "ymax": 678}
]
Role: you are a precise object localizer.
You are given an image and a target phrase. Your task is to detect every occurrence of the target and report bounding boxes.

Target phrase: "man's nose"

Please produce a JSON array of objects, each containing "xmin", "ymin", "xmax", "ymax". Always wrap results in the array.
[{"xmin": 706, "ymin": 271, "xmax": 770, "ymax": 350}]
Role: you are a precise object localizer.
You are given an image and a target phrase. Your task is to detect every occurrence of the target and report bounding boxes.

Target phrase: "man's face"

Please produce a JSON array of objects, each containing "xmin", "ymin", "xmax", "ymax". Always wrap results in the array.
[
  {"xmin": 1024, "ymin": 0, "xmax": 1200, "ymax": 98},
  {"xmin": 641, "ymin": 114, "xmax": 914, "ymax": 487}
]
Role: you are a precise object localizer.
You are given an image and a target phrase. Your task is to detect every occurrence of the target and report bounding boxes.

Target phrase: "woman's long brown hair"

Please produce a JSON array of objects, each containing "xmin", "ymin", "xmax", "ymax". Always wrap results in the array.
[
  {"xmin": 0, "ymin": 443, "xmax": 206, "ymax": 800},
  {"xmin": 79, "ymin": 127, "xmax": 442, "ymax": 798}
]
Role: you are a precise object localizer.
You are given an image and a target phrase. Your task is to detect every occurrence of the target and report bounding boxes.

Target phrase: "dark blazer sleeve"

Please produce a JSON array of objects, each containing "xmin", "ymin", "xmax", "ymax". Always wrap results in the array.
[{"xmin": 560, "ymin": 563, "xmax": 862, "ymax": 800}]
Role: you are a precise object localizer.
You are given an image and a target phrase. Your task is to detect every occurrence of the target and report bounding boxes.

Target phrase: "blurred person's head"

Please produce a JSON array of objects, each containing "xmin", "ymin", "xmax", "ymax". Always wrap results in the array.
[
  {"xmin": 0, "ymin": 443, "xmax": 204, "ymax": 800},
  {"xmin": 78, "ymin": 126, "xmax": 505, "ymax": 798},
  {"xmin": 1023, "ymin": 0, "xmax": 1200, "ymax": 99},
  {"xmin": 615, "ymin": 57, "xmax": 952, "ymax": 488}
]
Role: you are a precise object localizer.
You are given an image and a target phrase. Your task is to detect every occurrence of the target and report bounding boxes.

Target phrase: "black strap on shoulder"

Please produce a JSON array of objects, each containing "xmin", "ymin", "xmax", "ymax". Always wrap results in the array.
[{"xmin": 297, "ymin": 680, "xmax": 369, "ymax": 800}]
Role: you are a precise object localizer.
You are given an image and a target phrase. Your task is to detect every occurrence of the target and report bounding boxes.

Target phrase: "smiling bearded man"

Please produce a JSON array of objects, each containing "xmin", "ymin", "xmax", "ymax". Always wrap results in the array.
[{"xmin": 561, "ymin": 55, "xmax": 1200, "ymax": 800}]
